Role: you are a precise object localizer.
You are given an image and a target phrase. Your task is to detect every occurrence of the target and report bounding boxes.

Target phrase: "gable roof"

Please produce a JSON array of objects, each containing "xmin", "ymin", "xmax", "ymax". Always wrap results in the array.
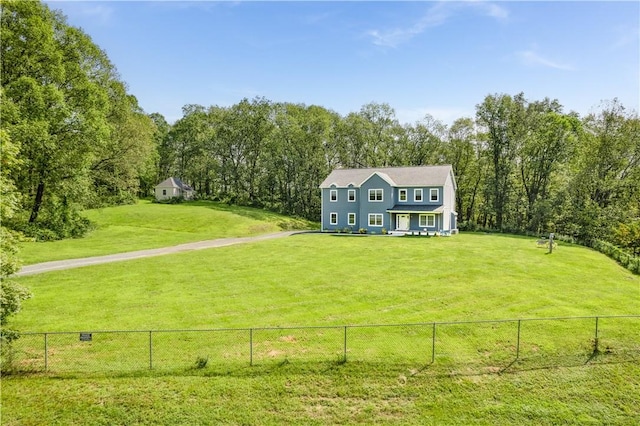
[
  {"xmin": 156, "ymin": 177, "xmax": 193, "ymax": 191},
  {"xmin": 319, "ymin": 165, "xmax": 455, "ymax": 189}
]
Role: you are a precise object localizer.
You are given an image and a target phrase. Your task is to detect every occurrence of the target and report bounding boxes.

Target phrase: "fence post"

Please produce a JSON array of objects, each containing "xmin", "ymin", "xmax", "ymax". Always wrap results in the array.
[
  {"xmin": 343, "ymin": 326, "xmax": 348, "ymax": 363},
  {"xmin": 431, "ymin": 323, "xmax": 436, "ymax": 364},
  {"xmin": 516, "ymin": 320, "xmax": 521, "ymax": 360},
  {"xmin": 44, "ymin": 333, "xmax": 48, "ymax": 372},
  {"xmin": 250, "ymin": 328, "xmax": 253, "ymax": 366},
  {"xmin": 149, "ymin": 331, "xmax": 153, "ymax": 370},
  {"xmin": 594, "ymin": 316, "xmax": 599, "ymax": 353}
]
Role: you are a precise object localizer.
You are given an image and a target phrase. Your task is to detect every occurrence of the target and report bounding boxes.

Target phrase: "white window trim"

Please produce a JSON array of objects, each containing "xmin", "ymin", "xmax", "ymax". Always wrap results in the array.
[
  {"xmin": 399, "ymin": 189, "xmax": 407, "ymax": 202},
  {"xmin": 348, "ymin": 212, "xmax": 356, "ymax": 226},
  {"xmin": 330, "ymin": 189, "xmax": 338, "ymax": 202},
  {"xmin": 348, "ymin": 189, "xmax": 356, "ymax": 202},
  {"xmin": 414, "ymin": 189, "xmax": 423, "ymax": 202},
  {"xmin": 430, "ymin": 188, "xmax": 439, "ymax": 202},
  {"xmin": 368, "ymin": 188, "xmax": 383, "ymax": 202},
  {"xmin": 419, "ymin": 214, "xmax": 435, "ymax": 228},
  {"xmin": 368, "ymin": 213, "xmax": 383, "ymax": 227},
  {"xmin": 330, "ymin": 212, "xmax": 338, "ymax": 225}
]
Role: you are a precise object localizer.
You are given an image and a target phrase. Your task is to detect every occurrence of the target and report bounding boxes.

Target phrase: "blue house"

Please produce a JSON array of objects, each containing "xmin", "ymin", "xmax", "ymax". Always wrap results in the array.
[{"xmin": 319, "ymin": 165, "xmax": 458, "ymax": 234}]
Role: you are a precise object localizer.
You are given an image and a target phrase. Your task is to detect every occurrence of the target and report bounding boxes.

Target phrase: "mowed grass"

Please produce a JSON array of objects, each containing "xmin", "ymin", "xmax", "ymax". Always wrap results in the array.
[
  {"xmin": 17, "ymin": 200, "xmax": 317, "ymax": 265},
  {"xmin": 4, "ymin": 233, "xmax": 640, "ymax": 424},
  {"xmin": 12, "ymin": 233, "xmax": 639, "ymax": 331},
  {"xmin": 3, "ymin": 362, "xmax": 639, "ymax": 425}
]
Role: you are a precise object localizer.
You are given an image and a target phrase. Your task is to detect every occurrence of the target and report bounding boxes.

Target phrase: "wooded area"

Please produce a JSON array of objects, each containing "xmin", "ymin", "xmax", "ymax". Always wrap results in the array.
[{"xmin": 0, "ymin": 0, "xmax": 638, "ymax": 246}]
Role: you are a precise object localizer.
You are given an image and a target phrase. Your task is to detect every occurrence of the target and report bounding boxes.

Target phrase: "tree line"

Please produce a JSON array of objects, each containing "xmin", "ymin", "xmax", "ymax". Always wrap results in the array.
[
  {"xmin": 1, "ymin": 0, "xmax": 639, "ymax": 344},
  {"xmin": 160, "ymin": 96, "xmax": 639, "ymax": 244}
]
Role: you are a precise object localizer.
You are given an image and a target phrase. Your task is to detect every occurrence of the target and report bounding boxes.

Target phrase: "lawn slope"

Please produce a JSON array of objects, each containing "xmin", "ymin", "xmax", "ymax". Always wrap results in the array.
[
  {"xmin": 13, "ymin": 233, "xmax": 639, "ymax": 331},
  {"xmin": 18, "ymin": 200, "xmax": 317, "ymax": 265}
]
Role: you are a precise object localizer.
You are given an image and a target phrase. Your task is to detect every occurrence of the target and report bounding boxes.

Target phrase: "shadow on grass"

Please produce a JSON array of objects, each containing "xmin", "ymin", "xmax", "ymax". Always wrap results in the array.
[{"xmin": 8, "ymin": 351, "xmax": 637, "ymax": 382}]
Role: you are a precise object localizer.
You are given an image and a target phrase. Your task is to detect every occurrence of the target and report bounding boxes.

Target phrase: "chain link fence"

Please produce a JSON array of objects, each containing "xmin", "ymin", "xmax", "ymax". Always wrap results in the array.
[{"xmin": 4, "ymin": 316, "xmax": 639, "ymax": 374}]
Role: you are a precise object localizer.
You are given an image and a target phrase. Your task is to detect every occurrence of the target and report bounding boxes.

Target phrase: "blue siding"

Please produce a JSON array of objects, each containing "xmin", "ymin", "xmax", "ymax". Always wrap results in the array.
[
  {"xmin": 359, "ymin": 174, "xmax": 393, "ymax": 232},
  {"xmin": 321, "ymin": 185, "xmax": 360, "ymax": 231},
  {"xmin": 321, "ymin": 175, "xmax": 453, "ymax": 234}
]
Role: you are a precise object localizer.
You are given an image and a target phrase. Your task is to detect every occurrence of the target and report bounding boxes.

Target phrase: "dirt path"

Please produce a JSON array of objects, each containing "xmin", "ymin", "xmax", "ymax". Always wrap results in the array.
[{"xmin": 16, "ymin": 231, "xmax": 301, "ymax": 277}]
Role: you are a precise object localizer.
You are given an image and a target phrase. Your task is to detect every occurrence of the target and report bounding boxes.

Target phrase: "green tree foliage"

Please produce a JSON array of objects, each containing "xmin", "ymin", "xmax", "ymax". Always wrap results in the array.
[
  {"xmin": 475, "ymin": 93, "xmax": 523, "ymax": 230},
  {"xmin": 514, "ymin": 99, "xmax": 580, "ymax": 232},
  {"xmin": 614, "ymin": 221, "xmax": 640, "ymax": 256},
  {"xmin": 557, "ymin": 100, "xmax": 640, "ymax": 241},
  {"xmin": 443, "ymin": 117, "xmax": 486, "ymax": 224},
  {"xmin": 0, "ymin": 127, "xmax": 31, "ymax": 343},
  {"xmin": 154, "ymin": 93, "xmax": 637, "ymax": 254},
  {"xmin": 1, "ymin": 0, "xmax": 155, "ymax": 239}
]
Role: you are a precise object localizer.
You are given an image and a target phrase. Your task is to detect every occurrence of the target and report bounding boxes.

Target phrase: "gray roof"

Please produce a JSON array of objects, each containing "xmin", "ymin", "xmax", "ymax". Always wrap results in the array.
[
  {"xmin": 319, "ymin": 165, "xmax": 455, "ymax": 189},
  {"xmin": 156, "ymin": 177, "xmax": 193, "ymax": 191}
]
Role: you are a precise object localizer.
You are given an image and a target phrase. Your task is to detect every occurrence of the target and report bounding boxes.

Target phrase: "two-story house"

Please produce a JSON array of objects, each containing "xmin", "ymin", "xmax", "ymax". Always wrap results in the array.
[{"xmin": 319, "ymin": 165, "xmax": 457, "ymax": 234}]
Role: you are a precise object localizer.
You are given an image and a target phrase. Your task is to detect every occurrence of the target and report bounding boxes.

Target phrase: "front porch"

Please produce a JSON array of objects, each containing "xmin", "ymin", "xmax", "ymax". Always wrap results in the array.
[{"xmin": 388, "ymin": 229, "xmax": 452, "ymax": 237}]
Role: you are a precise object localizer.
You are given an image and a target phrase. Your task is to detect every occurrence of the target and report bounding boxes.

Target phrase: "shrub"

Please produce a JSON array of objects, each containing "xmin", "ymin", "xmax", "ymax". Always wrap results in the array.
[
  {"xmin": 194, "ymin": 356, "xmax": 208, "ymax": 369},
  {"xmin": 358, "ymin": 228, "xmax": 367, "ymax": 234}
]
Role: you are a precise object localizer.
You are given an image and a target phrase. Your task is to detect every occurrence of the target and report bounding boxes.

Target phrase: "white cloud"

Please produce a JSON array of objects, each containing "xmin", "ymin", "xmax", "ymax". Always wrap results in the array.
[
  {"xmin": 518, "ymin": 50, "xmax": 575, "ymax": 71},
  {"xmin": 366, "ymin": 1, "xmax": 508, "ymax": 48},
  {"xmin": 611, "ymin": 24, "xmax": 639, "ymax": 49}
]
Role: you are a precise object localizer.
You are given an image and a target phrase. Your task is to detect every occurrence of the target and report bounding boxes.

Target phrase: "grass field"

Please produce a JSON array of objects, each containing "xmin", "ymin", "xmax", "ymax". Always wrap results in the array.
[
  {"xmin": 12, "ymin": 233, "xmax": 639, "ymax": 331},
  {"xmin": 17, "ymin": 200, "xmax": 317, "ymax": 265},
  {"xmin": 4, "ymin": 202, "xmax": 640, "ymax": 424}
]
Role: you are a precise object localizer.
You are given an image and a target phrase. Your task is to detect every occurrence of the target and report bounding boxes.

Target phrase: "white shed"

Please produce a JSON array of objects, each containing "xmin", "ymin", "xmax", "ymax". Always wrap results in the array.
[{"xmin": 154, "ymin": 177, "xmax": 194, "ymax": 201}]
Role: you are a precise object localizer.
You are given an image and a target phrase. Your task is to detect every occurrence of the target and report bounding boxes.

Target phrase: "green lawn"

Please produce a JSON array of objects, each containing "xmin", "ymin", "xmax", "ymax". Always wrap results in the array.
[
  {"xmin": 12, "ymin": 233, "xmax": 639, "ymax": 331},
  {"xmin": 4, "ymin": 231, "xmax": 640, "ymax": 425},
  {"xmin": 17, "ymin": 200, "xmax": 317, "ymax": 265},
  {"xmin": 3, "ymin": 362, "xmax": 639, "ymax": 425}
]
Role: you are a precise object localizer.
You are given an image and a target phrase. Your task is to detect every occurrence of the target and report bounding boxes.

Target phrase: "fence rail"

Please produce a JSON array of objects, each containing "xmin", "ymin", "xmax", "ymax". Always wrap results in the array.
[{"xmin": 5, "ymin": 315, "xmax": 639, "ymax": 373}]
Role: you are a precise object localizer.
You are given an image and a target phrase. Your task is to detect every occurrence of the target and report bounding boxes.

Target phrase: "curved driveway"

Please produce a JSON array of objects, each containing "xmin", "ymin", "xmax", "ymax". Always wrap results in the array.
[{"xmin": 17, "ymin": 231, "xmax": 300, "ymax": 277}]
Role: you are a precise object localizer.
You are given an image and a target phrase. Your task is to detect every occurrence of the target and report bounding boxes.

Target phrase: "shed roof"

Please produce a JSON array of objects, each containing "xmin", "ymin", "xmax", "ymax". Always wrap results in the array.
[
  {"xmin": 156, "ymin": 177, "xmax": 193, "ymax": 191},
  {"xmin": 319, "ymin": 165, "xmax": 455, "ymax": 189}
]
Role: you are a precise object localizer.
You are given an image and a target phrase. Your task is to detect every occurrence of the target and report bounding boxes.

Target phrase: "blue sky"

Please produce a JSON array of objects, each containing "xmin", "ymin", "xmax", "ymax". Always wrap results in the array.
[{"xmin": 46, "ymin": 1, "xmax": 639, "ymax": 124}]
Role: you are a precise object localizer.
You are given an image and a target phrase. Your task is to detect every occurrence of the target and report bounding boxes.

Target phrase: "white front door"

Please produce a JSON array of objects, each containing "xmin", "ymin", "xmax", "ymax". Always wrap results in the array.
[{"xmin": 396, "ymin": 214, "xmax": 410, "ymax": 231}]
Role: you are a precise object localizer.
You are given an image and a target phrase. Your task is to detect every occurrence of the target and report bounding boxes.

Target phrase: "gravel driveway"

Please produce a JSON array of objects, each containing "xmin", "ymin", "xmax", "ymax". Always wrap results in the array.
[{"xmin": 16, "ymin": 231, "xmax": 300, "ymax": 276}]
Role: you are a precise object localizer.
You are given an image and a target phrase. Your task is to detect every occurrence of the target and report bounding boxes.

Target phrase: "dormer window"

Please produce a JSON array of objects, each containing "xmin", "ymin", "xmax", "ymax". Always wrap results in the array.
[
  {"xmin": 330, "ymin": 189, "xmax": 337, "ymax": 202},
  {"xmin": 348, "ymin": 189, "xmax": 356, "ymax": 202}
]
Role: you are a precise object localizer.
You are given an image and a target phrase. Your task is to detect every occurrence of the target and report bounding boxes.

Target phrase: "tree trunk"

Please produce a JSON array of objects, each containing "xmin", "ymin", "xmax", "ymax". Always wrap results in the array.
[{"xmin": 29, "ymin": 181, "xmax": 46, "ymax": 223}]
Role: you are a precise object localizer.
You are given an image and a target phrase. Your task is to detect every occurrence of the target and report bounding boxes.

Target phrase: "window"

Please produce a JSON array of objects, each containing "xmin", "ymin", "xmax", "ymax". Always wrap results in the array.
[
  {"xmin": 369, "ymin": 189, "xmax": 383, "ymax": 202},
  {"xmin": 368, "ymin": 213, "xmax": 383, "ymax": 227},
  {"xmin": 348, "ymin": 213, "xmax": 356, "ymax": 226},
  {"xmin": 348, "ymin": 189, "xmax": 356, "ymax": 202},
  {"xmin": 162, "ymin": 189, "xmax": 167, "ymax": 196},
  {"xmin": 414, "ymin": 189, "xmax": 423, "ymax": 202},
  {"xmin": 330, "ymin": 189, "xmax": 337, "ymax": 202},
  {"xmin": 419, "ymin": 214, "xmax": 435, "ymax": 228},
  {"xmin": 399, "ymin": 189, "xmax": 407, "ymax": 202},
  {"xmin": 430, "ymin": 188, "xmax": 439, "ymax": 202},
  {"xmin": 330, "ymin": 212, "xmax": 338, "ymax": 225}
]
